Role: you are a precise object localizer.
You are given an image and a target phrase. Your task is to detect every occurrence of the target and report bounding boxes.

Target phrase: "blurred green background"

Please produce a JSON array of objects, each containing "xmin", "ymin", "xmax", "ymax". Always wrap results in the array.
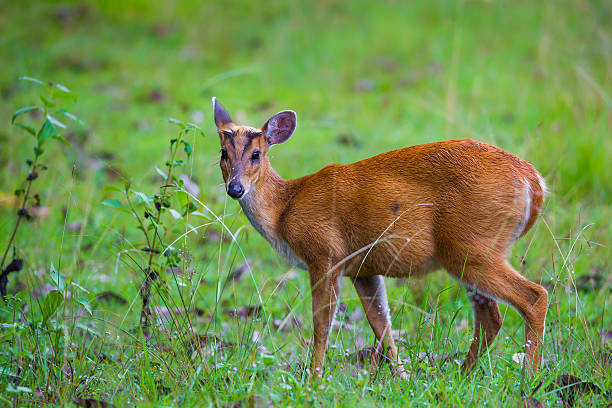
[
  {"xmin": 3, "ymin": 0, "xmax": 611, "ymax": 198},
  {"xmin": 0, "ymin": 1, "xmax": 610, "ymax": 406}
]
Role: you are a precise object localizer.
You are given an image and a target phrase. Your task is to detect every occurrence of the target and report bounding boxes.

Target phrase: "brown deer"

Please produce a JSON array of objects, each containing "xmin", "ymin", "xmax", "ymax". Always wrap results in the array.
[{"xmin": 212, "ymin": 97, "xmax": 548, "ymax": 378}]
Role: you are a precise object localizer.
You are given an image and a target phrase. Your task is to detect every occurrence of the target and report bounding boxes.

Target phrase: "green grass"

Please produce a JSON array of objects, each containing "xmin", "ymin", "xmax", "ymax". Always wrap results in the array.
[{"xmin": 1, "ymin": 0, "xmax": 611, "ymax": 406}]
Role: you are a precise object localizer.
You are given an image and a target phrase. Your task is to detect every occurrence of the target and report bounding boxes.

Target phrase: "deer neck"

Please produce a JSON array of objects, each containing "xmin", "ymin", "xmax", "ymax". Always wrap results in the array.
[{"xmin": 238, "ymin": 161, "xmax": 293, "ymax": 243}]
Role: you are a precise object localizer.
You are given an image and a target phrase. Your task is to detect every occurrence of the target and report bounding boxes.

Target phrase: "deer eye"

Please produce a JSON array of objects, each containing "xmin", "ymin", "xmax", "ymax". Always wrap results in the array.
[
  {"xmin": 251, "ymin": 151, "xmax": 260, "ymax": 161},
  {"xmin": 221, "ymin": 149, "xmax": 228, "ymax": 160}
]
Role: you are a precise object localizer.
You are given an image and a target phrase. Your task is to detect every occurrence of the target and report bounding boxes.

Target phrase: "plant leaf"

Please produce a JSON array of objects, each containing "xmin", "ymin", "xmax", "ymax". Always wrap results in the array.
[
  {"xmin": 11, "ymin": 106, "xmax": 38, "ymax": 124},
  {"xmin": 6, "ymin": 383, "xmax": 33, "ymax": 394},
  {"xmin": 51, "ymin": 83, "xmax": 77, "ymax": 100},
  {"xmin": 71, "ymin": 281, "xmax": 90, "ymax": 293},
  {"xmin": 37, "ymin": 119, "xmax": 59, "ymax": 144},
  {"xmin": 155, "ymin": 166, "xmax": 167, "ymax": 179},
  {"xmin": 54, "ymin": 83, "xmax": 72, "ymax": 93},
  {"xmin": 50, "ymin": 264, "xmax": 66, "ymax": 291},
  {"xmin": 47, "ymin": 114, "xmax": 66, "ymax": 129},
  {"xmin": 41, "ymin": 290, "xmax": 63, "ymax": 325},
  {"xmin": 168, "ymin": 208, "xmax": 183, "ymax": 219},
  {"xmin": 14, "ymin": 123, "xmax": 36, "ymax": 136},
  {"xmin": 77, "ymin": 298, "xmax": 92, "ymax": 315},
  {"xmin": 19, "ymin": 76, "xmax": 45, "ymax": 85},
  {"xmin": 52, "ymin": 134, "xmax": 71, "ymax": 147},
  {"xmin": 184, "ymin": 122, "xmax": 204, "ymax": 136},
  {"xmin": 183, "ymin": 141, "xmax": 192, "ymax": 156},
  {"xmin": 101, "ymin": 199, "xmax": 127, "ymax": 209},
  {"xmin": 58, "ymin": 108, "xmax": 84, "ymax": 125},
  {"xmin": 166, "ymin": 117, "xmax": 186, "ymax": 129},
  {"xmin": 133, "ymin": 191, "xmax": 154, "ymax": 204},
  {"xmin": 40, "ymin": 94, "xmax": 56, "ymax": 108},
  {"xmin": 176, "ymin": 190, "xmax": 190, "ymax": 208}
]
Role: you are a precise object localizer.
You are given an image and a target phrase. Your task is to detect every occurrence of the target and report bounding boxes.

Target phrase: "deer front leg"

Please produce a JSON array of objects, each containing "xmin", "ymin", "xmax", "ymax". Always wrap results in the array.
[{"xmin": 309, "ymin": 266, "xmax": 342, "ymax": 377}]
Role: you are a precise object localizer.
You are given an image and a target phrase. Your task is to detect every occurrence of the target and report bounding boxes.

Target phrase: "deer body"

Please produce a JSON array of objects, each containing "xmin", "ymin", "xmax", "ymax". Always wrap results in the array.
[{"xmin": 213, "ymin": 98, "xmax": 548, "ymax": 378}]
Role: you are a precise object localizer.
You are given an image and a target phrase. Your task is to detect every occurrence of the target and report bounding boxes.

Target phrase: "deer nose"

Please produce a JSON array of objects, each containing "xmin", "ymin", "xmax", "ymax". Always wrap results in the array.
[{"xmin": 227, "ymin": 181, "xmax": 244, "ymax": 199}]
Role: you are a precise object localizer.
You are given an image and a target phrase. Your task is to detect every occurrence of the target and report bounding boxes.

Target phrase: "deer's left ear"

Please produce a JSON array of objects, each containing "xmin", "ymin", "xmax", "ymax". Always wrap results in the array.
[
  {"xmin": 212, "ymin": 97, "xmax": 234, "ymax": 130},
  {"xmin": 262, "ymin": 110, "xmax": 297, "ymax": 146}
]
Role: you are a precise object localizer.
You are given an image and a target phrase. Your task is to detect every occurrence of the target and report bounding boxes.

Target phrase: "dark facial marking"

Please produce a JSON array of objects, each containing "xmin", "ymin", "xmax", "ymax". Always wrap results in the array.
[
  {"xmin": 220, "ymin": 130, "xmax": 235, "ymax": 147},
  {"xmin": 242, "ymin": 130, "xmax": 263, "ymax": 152}
]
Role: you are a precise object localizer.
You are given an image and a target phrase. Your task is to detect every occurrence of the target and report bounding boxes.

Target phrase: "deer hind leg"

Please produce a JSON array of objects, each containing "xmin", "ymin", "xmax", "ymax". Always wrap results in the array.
[
  {"xmin": 461, "ymin": 290, "xmax": 503, "ymax": 374},
  {"xmin": 352, "ymin": 275, "xmax": 406, "ymax": 378},
  {"xmin": 458, "ymin": 259, "xmax": 548, "ymax": 376},
  {"xmin": 309, "ymin": 266, "xmax": 342, "ymax": 377}
]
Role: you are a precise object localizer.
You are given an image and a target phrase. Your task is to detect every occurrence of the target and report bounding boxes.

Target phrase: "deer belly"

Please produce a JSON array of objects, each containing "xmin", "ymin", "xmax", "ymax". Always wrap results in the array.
[{"xmin": 342, "ymin": 227, "xmax": 438, "ymax": 278}]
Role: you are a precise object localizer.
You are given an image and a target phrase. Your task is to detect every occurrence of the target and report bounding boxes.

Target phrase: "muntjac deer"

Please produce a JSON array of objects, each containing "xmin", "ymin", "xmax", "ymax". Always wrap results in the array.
[{"xmin": 212, "ymin": 97, "xmax": 548, "ymax": 378}]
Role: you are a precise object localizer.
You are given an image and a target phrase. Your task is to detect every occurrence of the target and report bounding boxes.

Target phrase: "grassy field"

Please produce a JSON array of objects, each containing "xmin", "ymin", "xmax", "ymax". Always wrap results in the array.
[{"xmin": 1, "ymin": 1, "xmax": 611, "ymax": 406}]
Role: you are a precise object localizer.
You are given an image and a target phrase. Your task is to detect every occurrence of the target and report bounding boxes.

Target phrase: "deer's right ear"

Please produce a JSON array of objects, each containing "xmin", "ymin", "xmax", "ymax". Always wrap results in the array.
[
  {"xmin": 212, "ymin": 97, "xmax": 233, "ymax": 130},
  {"xmin": 262, "ymin": 110, "xmax": 297, "ymax": 146}
]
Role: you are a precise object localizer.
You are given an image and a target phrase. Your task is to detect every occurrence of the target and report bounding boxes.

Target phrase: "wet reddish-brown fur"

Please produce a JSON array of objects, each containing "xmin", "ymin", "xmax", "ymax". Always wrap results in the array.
[
  {"xmin": 214, "ymin": 100, "xmax": 548, "ymax": 379},
  {"xmin": 278, "ymin": 140, "xmax": 544, "ymax": 278}
]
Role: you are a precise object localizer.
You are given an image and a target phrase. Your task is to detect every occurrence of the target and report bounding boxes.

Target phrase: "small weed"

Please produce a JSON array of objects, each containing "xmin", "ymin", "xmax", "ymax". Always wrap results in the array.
[{"xmin": 1, "ymin": 77, "xmax": 80, "ymax": 299}]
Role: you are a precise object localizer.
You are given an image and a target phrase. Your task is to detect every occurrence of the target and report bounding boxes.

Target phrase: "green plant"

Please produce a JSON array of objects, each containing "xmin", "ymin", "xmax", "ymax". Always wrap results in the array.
[
  {"xmin": 102, "ymin": 118, "xmax": 205, "ymax": 335},
  {"xmin": 0, "ymin": 77, "xmax": 99, "ymax": 406},
  {"xmin": 1, "ymin": 77, "xmax": 80, "ymax": 300}
]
